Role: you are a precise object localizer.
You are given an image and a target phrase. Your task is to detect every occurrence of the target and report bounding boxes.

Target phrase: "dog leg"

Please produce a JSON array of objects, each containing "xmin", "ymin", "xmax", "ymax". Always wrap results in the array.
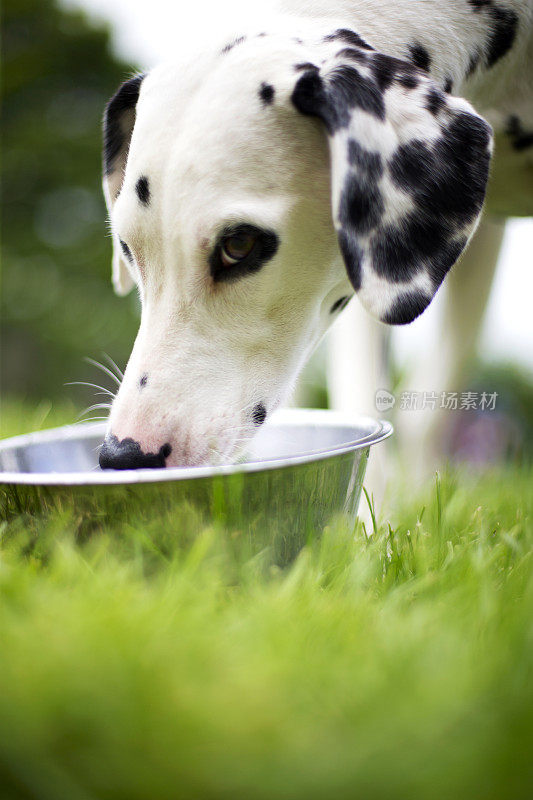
[
  {"xmin": 395, "ymin": 216, "xmax": 506, "ymax": 483},
  {"xmin": 327, "ymin": 301, "xmax": 390, "ymax": 522}
]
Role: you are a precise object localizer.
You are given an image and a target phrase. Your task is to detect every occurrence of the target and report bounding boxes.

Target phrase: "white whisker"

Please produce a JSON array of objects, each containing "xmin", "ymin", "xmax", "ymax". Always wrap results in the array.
[
  {"xmin": 77, "ymin": 403, "xmax": 112, "ymax": 420},
  {"xmin": 101, "ymin": 352, "xmax": 124, "ymax": 380},
  {"xmin": 65, "ymin": 381, "xmax": 116, "ymax": 399},
  {"xmin": 84, "ymin": 357, "xmax": 122, "ymax": 388}
]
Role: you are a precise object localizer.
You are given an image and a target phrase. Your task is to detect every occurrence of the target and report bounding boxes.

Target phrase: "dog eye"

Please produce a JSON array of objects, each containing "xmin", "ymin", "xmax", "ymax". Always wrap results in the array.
[
  {"xmin": 221, "ymin": 231, "xmax": 257, "ymax": 265},
  {"xmin": 210, "ymin": 224, "xmax": 279, "ymax": 283}
]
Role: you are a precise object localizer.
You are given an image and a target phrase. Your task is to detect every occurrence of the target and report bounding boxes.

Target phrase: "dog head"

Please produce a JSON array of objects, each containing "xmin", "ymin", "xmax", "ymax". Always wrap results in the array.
[{"xmin": 100, "ymin": 29, "xmax": 492, "ymax": 468}]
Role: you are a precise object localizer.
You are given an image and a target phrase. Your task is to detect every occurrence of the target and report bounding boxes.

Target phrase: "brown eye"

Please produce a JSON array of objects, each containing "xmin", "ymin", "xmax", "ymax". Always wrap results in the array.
[
  {"xmin": 221, "ymin": 231, "xmax": 256, "ymax": 265},
  {"xmin": 210, "ymin": 224, "xmax": 279, "ymax": 283}
]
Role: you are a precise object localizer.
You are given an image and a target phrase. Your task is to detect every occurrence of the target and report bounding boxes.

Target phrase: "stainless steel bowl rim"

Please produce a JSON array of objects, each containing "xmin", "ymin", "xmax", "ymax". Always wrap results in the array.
[{"xmin": 0, "ymin": 409, "xmax": 392, "ymax": 486}]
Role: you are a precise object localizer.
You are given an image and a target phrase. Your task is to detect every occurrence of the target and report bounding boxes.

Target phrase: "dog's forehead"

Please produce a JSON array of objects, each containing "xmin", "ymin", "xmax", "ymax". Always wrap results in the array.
[
  {"xmin": 130, "ymin": 37, "xmax": 317, "ymax": 176},
  {"xmin": 144, "ymin": 33, "xmax": 307, "ymax": 105},
  {"xmin": 118, "ymin": 36, "xmax": 330, "ymax": 245}
]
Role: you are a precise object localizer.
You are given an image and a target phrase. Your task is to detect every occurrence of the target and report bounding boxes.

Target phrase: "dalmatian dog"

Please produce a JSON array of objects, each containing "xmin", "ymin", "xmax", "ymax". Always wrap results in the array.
[{"xmin": 99, "ymin": 0, "xmax": 532, "ymax": 470}]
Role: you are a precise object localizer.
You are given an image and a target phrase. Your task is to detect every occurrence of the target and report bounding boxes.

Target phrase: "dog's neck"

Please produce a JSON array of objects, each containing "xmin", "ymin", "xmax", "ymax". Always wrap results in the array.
[{"xmin": 275, "ymin": 0, "xmax": 526, "ymax": 121}]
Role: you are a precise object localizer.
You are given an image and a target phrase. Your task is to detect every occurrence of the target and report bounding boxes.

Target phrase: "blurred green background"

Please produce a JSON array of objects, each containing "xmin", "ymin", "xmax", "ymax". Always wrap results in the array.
[{"xmin": 2, "ymin": 0, "xmax": 140, "ymax": 403}]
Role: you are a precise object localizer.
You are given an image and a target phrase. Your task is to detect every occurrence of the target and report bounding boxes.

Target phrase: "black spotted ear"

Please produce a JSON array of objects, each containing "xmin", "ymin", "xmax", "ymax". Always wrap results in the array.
[
  {"xmin": 292, "ymin": 50, "xmax": 493, "ymax": 324},
  {"xmin": 102, "ymin": 74, "xmax": 145, "ymax": 296}
]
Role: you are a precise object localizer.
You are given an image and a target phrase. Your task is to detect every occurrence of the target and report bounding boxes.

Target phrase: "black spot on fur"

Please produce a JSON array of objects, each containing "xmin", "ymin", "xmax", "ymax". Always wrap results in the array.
[
  {"xmin": 428, "ymin": 237, "xmax": 467, "ymax": 287},
  {"xmin": 336, "ymin": 47, "xmax": 369, "ymax": 65},
  {"xmin": 375, "ymin": 112, "xmax": 490, "ymax": 286},
  {"xmin": 259, "ymin": 83, "xmax": 275, "ymax": 105},
  {"xmin": 331, "ymin": 66, "xmax": 385, "ymax": 122},
  {"xmin": 389, "ymin": 112, "xmax": 491, "ymax": 226},
  {"xmin": 99, "ymin": 435, "xmax": 171, "ymax": 470},
  {"xmin": 337, "ymin": 230, "xmax": 363, "ymax": 291},
  {"xmin": 221, "ymin": 36, "xmax": 246, "ymax": 54},
  {"xmin": 339, "ymin": 173, "xmax": 384, "ymax": 235},
  {"xmin": 433, "ymin": 112, "xmax": 492, "ymax": 221},
  {"xmin": 291, "ymin": 70, "xmax": 329, "ymax": 125},
  {"xmin": 252, "ymin": 403, "xmax": 267, "ymax": 426},
  {"xmin": 294, "ymin": 62, "xmax": 319, "ymax": 72},
  {"xmin": 370, "ymin": 213, "xmax": 451, "ymax": 283},
  {"xmin": 139, "ymin": 373, "xmax": 148, "ymax": 389},
  {"xmin": 398, "ymin": 74, "xmax": 419, "ymax": 90},
  {"xmin": 506, "ymin": 115, "xmax": 533, "ymax": 151},
  {"xmin": 370, "ymin": 54, "xmax": 400, "ymax": 91},
  {"xmin": 389, "ymin": 140, "xmax": 434, "ymax": 194},
  {"xmin": 408, "ymin": 42, "xmax": 431, "ymax": 72},
  {"xmin": 103, "ymin": 74, "xmax": 145, "ymax": 176},
  {"xmin": 382, "ymin": 290, "xmax": 432, "ymax": 325},
  {"xmin": 370, "ymin": 53, "xmax": 419, "ymax": 92},
  {"xmin": 444, "ymin": 76, "xmax": 453, "ymax": 93},
  {"xmin": 324, "ymin": 28, "xmax": 373, "ymax": 50},
  {"xmin": 330, "ymin": 296, "xmax": 351, "ymax": 314},
  {"xmin": 348, "ymin": 140, "xmax": 383, "ymax": 178},
  {"xmin": 119, "ymin": 239, "xmax": 134, "ymax": 263},
  {"xmin": 135, "ymin": 176, "xmax": 150, "ymax": 205},
  {"xmin": 486, "ymin": 6, "xmax": 518, "ymax": 66},
  {"xmin": 426, "ymin": 87, "xmax": 446, "ymax": 115},
  {"xmin": 467, "ymin": 1, "xmax": 518, "ymax": 68},
  {"xmin": 292, "ymin": 69, "xmax": 372, "ymax": 132}
]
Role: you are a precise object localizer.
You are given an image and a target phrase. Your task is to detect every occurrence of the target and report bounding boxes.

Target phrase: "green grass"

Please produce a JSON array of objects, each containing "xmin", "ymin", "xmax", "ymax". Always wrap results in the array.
[
  {"xmin": 0, "ymin": 398, "xmax": 81, "ymax": 440},
  {"xmin": 1, "ymin": 407, "xmax": 532, "ymax": 799}
]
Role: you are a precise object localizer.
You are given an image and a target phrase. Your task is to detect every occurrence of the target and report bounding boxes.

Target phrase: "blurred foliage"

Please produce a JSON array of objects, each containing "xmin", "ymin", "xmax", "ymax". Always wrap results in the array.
[
  {"xmin": 462, "ymin": 361, "xmax": 533, "ymax": 461},
  {"xmin": 1, "ymin": 0, "xmax": 141, "ymax": 401},
  {"xmin": 437, "ymin": 361, "xmax": 533, "ymax": 463}
]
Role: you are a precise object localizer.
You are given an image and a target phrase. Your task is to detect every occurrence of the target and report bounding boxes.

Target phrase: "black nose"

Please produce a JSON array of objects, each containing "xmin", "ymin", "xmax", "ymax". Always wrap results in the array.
[{"xmin": 99, "ymin": 435, "xmax": 172, "ymax": 470}]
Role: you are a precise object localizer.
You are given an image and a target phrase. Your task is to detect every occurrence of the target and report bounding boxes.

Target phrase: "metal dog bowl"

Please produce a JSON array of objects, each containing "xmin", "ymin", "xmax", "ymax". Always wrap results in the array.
[{"xmin": 0, "ymin": 409, "xmax": 392, "ymax": 564}]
